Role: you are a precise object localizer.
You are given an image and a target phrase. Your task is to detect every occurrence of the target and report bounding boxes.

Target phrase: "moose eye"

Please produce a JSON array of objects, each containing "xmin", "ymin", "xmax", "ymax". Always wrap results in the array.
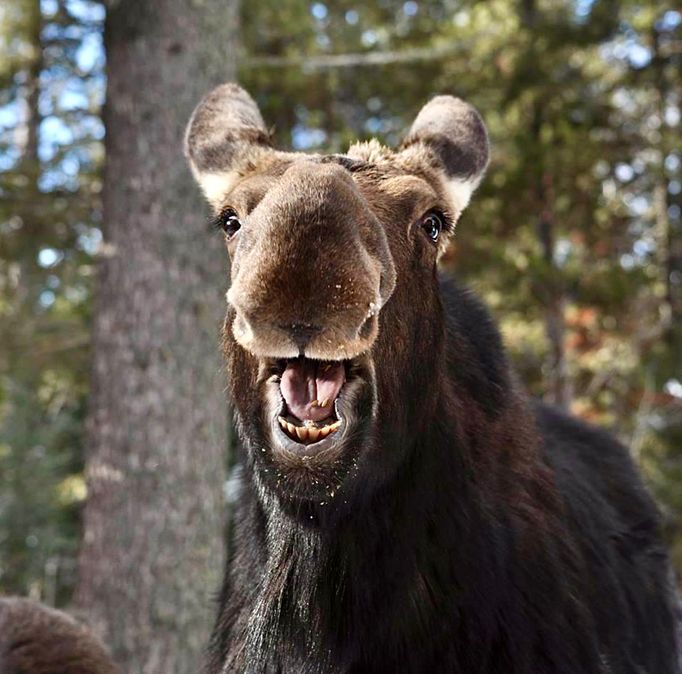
[
  {"xmin": 218, "ymin": 209, "xmax": 241, "ymax": 238},
  {"xmin": 420, "ymin": 211, "xmax": 444, "ymax": 243}
]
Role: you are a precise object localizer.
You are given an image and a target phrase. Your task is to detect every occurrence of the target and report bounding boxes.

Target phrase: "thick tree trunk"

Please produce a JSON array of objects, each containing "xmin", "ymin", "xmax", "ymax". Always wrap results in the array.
[{"xmin": 75, "ymin": 3, "xmax": 238, "ymax": 672}]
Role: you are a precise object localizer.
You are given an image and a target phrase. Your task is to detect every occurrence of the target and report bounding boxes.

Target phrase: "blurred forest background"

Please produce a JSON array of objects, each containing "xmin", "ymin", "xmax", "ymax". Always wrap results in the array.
[{"xmin": 0, "ymin": 0, "xmax": 680, "ymax": 669}]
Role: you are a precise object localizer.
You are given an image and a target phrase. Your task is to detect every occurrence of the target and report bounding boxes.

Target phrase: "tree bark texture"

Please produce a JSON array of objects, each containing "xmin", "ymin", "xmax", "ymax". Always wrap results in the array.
[
  {"xmin": 536, "ymin": 170, "xmax": 573, "ymax": 411},
  {"xmin": 76, "ymin": 3, "xmax": 238, "ymax": 672}
]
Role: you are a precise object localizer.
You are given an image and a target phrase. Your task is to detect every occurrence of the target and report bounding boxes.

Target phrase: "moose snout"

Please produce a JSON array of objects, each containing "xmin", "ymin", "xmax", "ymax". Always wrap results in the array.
[
  {"xmin": 281, "ymin": 323, "xmax": 323, "ymax": 353},
  {"xmin": 227, "ymin": 283, "xmax": 383, "ymax": 361},
  {"xmin": 225, "ymin": 160, "xmax": 395, "ymax": 360}
]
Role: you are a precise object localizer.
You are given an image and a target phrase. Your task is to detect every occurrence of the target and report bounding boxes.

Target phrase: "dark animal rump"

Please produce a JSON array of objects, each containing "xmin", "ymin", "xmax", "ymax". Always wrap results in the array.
[
  {"xmin": 536, "ymin": 404, "xmax": 679, "ymax": 673},
  {"xmin": 0, "ymin": 597, "xmax": 120, "ymax": 674},
  {"xmin": 436, "ymin": 277, "xmax": 679, "ymax": 673}
]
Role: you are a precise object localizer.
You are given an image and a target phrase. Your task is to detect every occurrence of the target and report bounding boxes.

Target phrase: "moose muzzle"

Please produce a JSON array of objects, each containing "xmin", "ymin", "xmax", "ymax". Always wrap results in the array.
[{"xmin": 226, "ymin": 161, "xmax": 396, "ymax": 361}]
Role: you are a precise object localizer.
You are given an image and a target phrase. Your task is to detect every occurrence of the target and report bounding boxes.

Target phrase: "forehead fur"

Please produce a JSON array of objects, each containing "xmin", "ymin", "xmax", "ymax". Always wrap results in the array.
[
  {"xmin": 222, "ymin": 154, "xmax": 459, "ymax": 265},
  {"xmin": 223, "ymin": 153, "xmax": 442, "ymax": 221},
  {"xmin": 347, "ymin": 139, "xmax": 394, "ymax": 164}
]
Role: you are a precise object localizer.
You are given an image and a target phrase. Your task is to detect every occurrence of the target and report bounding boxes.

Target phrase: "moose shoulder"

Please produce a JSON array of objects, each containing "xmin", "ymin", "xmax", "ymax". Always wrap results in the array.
[{"xmin": 185, "ymin": 84, "xmax": 680, "ymax": 674}]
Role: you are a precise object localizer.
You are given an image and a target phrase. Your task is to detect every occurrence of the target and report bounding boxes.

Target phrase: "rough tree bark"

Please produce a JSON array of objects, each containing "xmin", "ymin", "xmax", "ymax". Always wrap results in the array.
[{"xmin": 75, "ymin": 2, "xmax": 238, "ymax": 672}]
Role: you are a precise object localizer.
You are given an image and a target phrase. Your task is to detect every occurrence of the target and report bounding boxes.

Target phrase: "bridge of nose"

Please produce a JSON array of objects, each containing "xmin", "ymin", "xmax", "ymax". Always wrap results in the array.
[{"xmin": 243, "ymin": 161, "xmax": 374, "ymax": 310}]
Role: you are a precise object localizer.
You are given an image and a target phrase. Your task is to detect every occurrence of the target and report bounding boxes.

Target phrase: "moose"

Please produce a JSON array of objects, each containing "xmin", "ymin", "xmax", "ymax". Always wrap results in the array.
[
  {"xmin": 185, "ymin": 84, "xmax": 680, "ymax": 673},
  {"xmin": 0, "ymin": 85, "xmax": 678, "ymax": 674}
]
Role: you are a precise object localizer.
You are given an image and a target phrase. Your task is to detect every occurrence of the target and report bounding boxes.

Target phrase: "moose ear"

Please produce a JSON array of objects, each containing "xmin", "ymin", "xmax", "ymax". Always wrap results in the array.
[
  {"xmin": 184, "ymin": 83, "xmax": 271, "ymax": 206},
  {"xmin": 400, "ymin": 96, "xmax": 489, "ymax": 214}
]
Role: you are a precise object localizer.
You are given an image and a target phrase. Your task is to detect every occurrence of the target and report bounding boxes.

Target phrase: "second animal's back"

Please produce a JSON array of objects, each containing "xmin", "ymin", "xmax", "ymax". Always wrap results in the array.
[{"xmin": 0, "ymin": 597, "xmax": 119, "ymax": 674}]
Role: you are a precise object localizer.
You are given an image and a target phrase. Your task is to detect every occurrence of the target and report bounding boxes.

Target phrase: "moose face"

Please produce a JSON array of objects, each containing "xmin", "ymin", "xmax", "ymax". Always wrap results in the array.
[{"xmin": 185, "ymin": 84, "xmax": 488, "ymax": 506}]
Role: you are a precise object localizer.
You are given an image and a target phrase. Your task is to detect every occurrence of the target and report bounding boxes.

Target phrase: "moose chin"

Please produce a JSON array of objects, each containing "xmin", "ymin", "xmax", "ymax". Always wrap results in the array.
[{"xmin": 184, "ymin": 83, "xmax": 680, "ymax": 674}]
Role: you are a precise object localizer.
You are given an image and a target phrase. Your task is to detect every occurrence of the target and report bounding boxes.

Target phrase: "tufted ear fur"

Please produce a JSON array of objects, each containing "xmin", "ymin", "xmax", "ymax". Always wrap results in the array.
[
  {"xmin": 400, "ymin": 96, "xmax": 489, "ymax": 214},
  {"xmin": 184, "ymin": 83, "xmax": 271, "ymax": 206}
]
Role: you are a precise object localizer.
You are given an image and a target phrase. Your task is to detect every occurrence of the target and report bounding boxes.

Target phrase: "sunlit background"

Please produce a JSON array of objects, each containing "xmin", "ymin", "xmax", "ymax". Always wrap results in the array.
[{"xmin": 0, "ymin": 0, "xmax": 680, "ymax": 606}]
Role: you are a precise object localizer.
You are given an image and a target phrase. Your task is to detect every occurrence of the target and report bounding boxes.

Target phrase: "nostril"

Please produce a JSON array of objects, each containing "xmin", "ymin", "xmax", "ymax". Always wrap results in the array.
[
  {"xmin": 282, "ymin": 323, "xmax": 323, "ymax": 354},
  {"xmin": 234, "ymin": 312, "xmax": 254, "ymax": 342},
  {"xmin": 379, "ymin": 265, "xmax": 396, "ymax": 305},
  {"xmin": 357, "ymin": 314, "xmax": 376, "ymax": 341}
]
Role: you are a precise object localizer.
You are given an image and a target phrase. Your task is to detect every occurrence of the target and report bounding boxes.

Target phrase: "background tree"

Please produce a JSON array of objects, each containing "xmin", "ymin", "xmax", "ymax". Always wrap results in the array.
[
  {"xmin": 72, "ymin": 2, "xmax": 237, "ymax": 672},
  {"xmin": 0, "ymin": 0, "xmax": 104, "ymax": 603}
]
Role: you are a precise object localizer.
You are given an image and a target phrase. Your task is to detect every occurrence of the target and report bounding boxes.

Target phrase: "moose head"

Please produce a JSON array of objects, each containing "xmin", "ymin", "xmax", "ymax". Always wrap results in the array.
[{"xmin": 185, "ymin": 84, "xmax": 489, "ymax": 508}]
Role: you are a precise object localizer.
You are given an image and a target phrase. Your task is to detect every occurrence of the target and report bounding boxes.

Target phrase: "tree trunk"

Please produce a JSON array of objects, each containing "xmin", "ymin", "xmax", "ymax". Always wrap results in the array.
[
  {"xmin": 650, "ymin": 23, "xmax": 678, "ymax": 343},
  {"xmin": 518, "ymin": 0, "xmax": 572, "ymax": 411},
  {"xmin": 536, "ymin": 168, "xmax": 572, "ymax": 410},
  {"xmin": 22, "ymin": 0, "xmax": 42, "ymax": 176},
  {"xmin": 75, "ymin": 2, "xmax": 238, "ymax": 672}
]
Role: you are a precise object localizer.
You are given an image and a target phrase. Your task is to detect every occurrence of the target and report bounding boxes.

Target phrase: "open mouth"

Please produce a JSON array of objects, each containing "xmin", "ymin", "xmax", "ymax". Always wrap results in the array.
[{"xmin": 272, "ymin": 357, "xmax": 349, "ymax": 447}]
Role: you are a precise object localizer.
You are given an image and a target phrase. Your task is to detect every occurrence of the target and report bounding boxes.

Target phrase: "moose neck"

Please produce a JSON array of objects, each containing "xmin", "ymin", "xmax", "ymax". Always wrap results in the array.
[
  {"xmin": 228, "ymin": 281, "xmax": 560, "ymax": 672},
  {"xmin": 215, "ymin": 284, "xmax": 570, "ymax": 673},
  {"xmin": 238, "ymin": 417, "xmax": 475, "ymax": 672}
]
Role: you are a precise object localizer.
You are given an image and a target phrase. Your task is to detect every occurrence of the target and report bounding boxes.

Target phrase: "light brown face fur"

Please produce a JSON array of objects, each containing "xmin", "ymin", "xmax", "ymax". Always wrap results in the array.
[{"xmin": 185, "ymin": 84, "xmax": 489, "ymax": 502}]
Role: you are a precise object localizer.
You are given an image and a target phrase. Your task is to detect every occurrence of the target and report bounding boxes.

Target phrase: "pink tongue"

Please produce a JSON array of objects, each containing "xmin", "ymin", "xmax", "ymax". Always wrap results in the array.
[{"xmin": 280, "ymin": 359, "xmax": 345, "ymax": 422}]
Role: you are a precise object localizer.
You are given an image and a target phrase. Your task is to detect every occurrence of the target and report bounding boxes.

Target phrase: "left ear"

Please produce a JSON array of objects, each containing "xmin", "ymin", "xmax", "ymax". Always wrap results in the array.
[
  {"xmin": 400, "ymin": 96, "xmax": 489, "ymax": 214},
  {"xmin": 184, "ymin": 83, "xmax": 272, "ymax": 207}
]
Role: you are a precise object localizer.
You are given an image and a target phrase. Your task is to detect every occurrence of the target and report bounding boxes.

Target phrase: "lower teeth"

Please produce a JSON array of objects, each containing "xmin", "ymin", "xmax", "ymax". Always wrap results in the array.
[{"xmin": 277, "ymin": 416, "xmax": 341, "ymax": 443}]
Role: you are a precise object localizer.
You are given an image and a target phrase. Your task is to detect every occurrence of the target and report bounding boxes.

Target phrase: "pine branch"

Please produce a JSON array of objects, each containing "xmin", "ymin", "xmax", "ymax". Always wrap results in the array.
[{"xmin": 243, "ymin": 44, "xmax": 468, "ymax": 70}]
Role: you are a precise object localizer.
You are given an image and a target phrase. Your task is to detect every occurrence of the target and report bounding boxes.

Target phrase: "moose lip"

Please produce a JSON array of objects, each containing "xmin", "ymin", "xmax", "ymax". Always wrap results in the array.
[{"xmin": 268, "ymin": 357, "xmax": 352, "ymax": 451}]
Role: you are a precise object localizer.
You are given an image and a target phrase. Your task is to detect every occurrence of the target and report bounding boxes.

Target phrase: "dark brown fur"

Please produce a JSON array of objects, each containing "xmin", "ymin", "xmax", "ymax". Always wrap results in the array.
[
  {"xmin": 186, "ymin": 85, "xmax": 680, "ymax": 673},
  {"xmin": 0, "ymin": 598, "xmax": 119, "ymax": 674}
]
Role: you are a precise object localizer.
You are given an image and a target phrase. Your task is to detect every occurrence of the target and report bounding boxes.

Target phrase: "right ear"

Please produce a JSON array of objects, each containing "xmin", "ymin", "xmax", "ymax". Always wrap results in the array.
[{"xmin": 184, "ymin": 83, "xmax": 271, "ymax": 207}]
